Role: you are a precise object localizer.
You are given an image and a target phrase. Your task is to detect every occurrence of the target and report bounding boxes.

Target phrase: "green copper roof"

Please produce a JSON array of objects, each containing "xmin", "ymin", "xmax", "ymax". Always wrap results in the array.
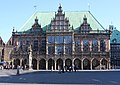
[
  {"xmin": 110, "ymin": 29, "xmax": 120, "ymax": 44},
  {"xmin": 19, "ymin": 11, "xmax": 105, "ymax": 32}
]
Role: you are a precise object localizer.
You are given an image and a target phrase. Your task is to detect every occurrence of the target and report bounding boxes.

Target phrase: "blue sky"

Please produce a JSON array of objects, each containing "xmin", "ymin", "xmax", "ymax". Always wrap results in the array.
[{"xmin": 0, "ymin": 0, "xmax": 120, "ymax": 43}]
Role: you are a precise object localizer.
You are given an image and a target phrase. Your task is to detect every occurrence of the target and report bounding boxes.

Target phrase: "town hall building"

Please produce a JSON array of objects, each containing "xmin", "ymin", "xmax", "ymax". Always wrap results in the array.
[{"xmin": 11, "ymin": 5, "xmax": 111, "ymax": 70}]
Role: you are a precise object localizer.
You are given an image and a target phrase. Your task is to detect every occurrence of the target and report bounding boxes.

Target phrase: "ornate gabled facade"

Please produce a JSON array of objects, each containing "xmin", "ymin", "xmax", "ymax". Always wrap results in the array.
[
  {"xmin": 79, "ymin": 15, "xmax": 92, "ymax": 33},
  {"xmin": 11, "ymin": 17, "xmax": 46, "ymax": 69},
  {"xmin": 11, "ymin": 5, "xmax": 111, "ymax": 70}
]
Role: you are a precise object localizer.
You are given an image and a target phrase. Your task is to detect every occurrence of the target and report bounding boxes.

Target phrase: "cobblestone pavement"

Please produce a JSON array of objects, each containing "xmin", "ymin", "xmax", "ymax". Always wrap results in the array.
[{"xmin": 0, "ymin": 69, "xmax": 120, "ymax": 85}]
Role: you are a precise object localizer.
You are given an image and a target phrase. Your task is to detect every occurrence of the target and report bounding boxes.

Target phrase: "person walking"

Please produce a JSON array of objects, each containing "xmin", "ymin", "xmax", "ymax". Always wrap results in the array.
[{"xmin": 17, "ymin": 65, "xmax": 20, "ymax": 75}]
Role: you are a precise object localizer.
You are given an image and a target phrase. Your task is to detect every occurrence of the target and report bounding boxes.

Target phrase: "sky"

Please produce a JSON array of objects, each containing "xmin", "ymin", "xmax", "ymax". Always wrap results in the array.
[{"xmin": 0, "ymin": 0, "xmax": 120, "ymax": 43}]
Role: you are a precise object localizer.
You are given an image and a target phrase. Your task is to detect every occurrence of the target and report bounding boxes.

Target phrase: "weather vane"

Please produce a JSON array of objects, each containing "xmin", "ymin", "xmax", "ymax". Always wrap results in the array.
[
  {"xmin": 34, "ymin": 5, "xmax": 37, "ymax": 11},
  {"xmin": 88, "ymin": 3, "xmax": 90, "ymax": 11}
]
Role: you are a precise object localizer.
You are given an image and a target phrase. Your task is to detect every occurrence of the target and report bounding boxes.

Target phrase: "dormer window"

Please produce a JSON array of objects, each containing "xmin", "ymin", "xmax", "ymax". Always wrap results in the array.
[
  {"xmin": 31, "ymin": 16, "xmax": 43, "ymax": 33},
  {"xmin": 80, "ymin": 15, "xmax": 92, "ymax": 33}
]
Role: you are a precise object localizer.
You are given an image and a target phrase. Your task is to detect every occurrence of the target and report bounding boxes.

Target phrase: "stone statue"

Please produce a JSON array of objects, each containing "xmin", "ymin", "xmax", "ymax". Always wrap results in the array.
[{"xmin": 29, "ymin": 44, "xmax": 33, "ymax": 70}]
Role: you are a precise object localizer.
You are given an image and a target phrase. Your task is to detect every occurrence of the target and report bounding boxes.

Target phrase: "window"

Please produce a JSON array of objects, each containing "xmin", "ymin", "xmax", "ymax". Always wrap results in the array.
[
  {"xmin": 75, "ymin": 39, "xmax": 81, "ymax": 52},
  {"xmin": 92, "ymin": 39, "xmax": 98, "ymax": 52},
  {"xmin": 55, "ymin": 36, "xmax": 59, "ymax": 43},
  {"xmin": 34, "ymin": 40, "xmax": 38, "ymax": 51},
  {"xmin": 59, "ymin": 36, "xmax": 64, "ymax": 44},
  {"xmin": 65, "ymin": 46, "xmax": 72, "ymax": 54},
  {"xmin": 100, "ymin": 40, "xmax": 106, "ymax": 52},
  {"xmin": 48, "ymin": 36, "xmax": 54, "ymax": 44},
  {"xmin": 56, "ymin": 46, "xmax": 64, "ymax": 55},
  {"xmin": 26, "ymin": 40, "xmax": 30, "ymax": 46},
  {"xmin": 40, "ymin": 39, "xmax": 46, "ymax": 54},
  {"xmin": 64, "ymin": 36, "xmax": 72, "ymax": 44},
  {"xmin": 83, "ymin": 39, "xmax": 89, "ymax": 52},
  {"xmin": 19, "ymin": 41, "xmax": 22, "ymax": 50},
  {"xmin": 55, "ymin": 36, "xmax": 64, "ymax": 44},
  {"xmin": 48, "ymin": 46, "xmax": 55, "ymax": 54}
]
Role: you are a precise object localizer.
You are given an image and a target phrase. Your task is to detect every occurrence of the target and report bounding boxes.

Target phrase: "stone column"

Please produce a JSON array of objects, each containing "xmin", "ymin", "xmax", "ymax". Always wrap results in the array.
[
  {"xmin": 46, "ymin": 45, "xmax": 48, "ymax": 55},
  {"xmin": 91, "ymin": 60, "xmax": 92, "ymax": 70},
  {"xmin": 98, "ymin": 40, "xmax": 100, "ymax": 52},
  {"xmin": 100, "ymin": 59, "xmax": 101, "ymax": 70},
  {"xmin": 64, "ymin": 43, "xmax": 65, "ymax": 55},
  {"xmin": 20, "ymin": 59, "xmax": 22, "ymax": 67},
  {"xmin": 63, "ymin": 59, "xmax": 65, "ymax": 67},
  {"xmin": 108, "ymin": 40, "xmax": 110, "ymax": 51},
  {"xmin": 55, "ymin": 60, "xmax": 56, "ymax": 70},
  {"xmin": 81, "ymin": 40, "xmax": 83, "ymax": 52},
  {"xmin": 107, "ymin": 59, "xmax": 110, "ymax": 70},
  {"xmin": 72, "ymin": 59, "xmax": 74, "ymax": 68},
  {"xmin": 55, "ymin": 43, "xmax": 57, "ymax": 55},
  {"xmin": 72, "ymin": 33, "xmax": 75, "ymax": 55},
  {"xmin": 37, "ymin": 60, "xmax": 39, "ymax": 70},
  {"xmin": 46, "ymin": 35, "xmax": 48, "ymax": 55},
  {"xmin": 105, "ymin": 39, "xmax": 108, "ymax": 52},
  {"xmin": 89, "ymin": 40, "xmax": 92, "ymax": 52},
  {"xmin": 106, "ymin": 39, "xmax": 110, "ymax": 52},
  {"xmin": 81, "ymin": 59, "xmax": 83, "ymax": 70},
  {"xmin": 46, "ymin": 60, "xmax": 48, "ymax": 70}
]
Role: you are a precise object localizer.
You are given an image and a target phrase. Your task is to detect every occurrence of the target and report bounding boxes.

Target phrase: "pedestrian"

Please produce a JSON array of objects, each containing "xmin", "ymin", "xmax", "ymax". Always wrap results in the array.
[
  {"xmin": 17, "ymin": 65, "xmax": 20, "ymax": 75},
  {"xmin": 65, "ymin": 66, "xmax": 68, "ymax": 72},
  {"xmin": 74, "ymin": 65, "xmax": 77, "ymax": 72},
  {"xmin": 62, "ymin": 67, "xmax": 64, "ymax": 73},
  {"xmin": 58, "ymin": 65, "xmax": 61, "ymax": 73},
  {"xmin": 69, "ymin": 66, "xmax": 72, "ymax": 72}
]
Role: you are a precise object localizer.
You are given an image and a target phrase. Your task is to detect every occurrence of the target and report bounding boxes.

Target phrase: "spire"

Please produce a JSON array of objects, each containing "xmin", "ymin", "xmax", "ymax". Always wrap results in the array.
[
  {"xmin": 58, "ymin": 4, "xmax": 63, "ymax": 13},
  {"xmin": 13, "ymin": 27, "xmax": 15, "ymax": 32},
  {"xmin": 83, "ymin": 15, "xmax": 87, "ymax": 23},
  {"xmin": 35, "ymin": 16, "xmax": 38, "ymax": 24}
]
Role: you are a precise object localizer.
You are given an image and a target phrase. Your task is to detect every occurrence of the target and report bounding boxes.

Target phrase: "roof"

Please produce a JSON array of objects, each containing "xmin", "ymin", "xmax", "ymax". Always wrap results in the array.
[
  {"xmin": 110, "ymin": 29, "xmax": 120, "ymax": 44},
  {"xmin": 6, "ymin": 36, "xmax": 12, "ymax": 46},
  {"xmin": 19, "ymin": 11, "xmax": 105, "ymax": 32},
  {"xmin": 0, "ymin": 36, "xmax": 5, "ymax": 46}
]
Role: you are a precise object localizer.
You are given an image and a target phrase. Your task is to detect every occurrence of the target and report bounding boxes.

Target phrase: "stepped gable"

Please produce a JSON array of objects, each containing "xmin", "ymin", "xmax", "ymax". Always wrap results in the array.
[{"xmin": 49, "ymin": 5, "xmax": 71, "ymax": 31}]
